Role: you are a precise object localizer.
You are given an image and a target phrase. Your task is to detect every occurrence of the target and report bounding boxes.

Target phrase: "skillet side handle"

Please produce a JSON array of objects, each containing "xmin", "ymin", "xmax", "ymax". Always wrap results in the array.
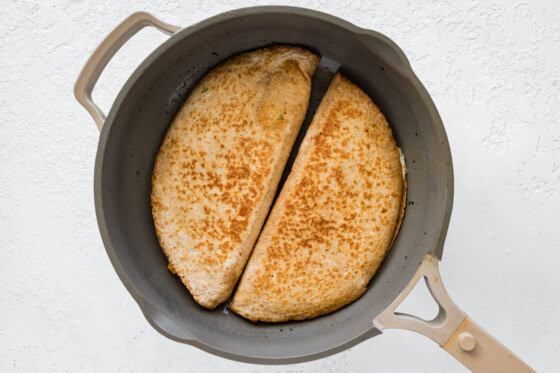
[
  {"xmin": 74, "ymin": 12, "xmax": 181, "ymax": 131},
  {"xmin": 373, "ymin": 255, "xmax": 534, "ymax": 373}
]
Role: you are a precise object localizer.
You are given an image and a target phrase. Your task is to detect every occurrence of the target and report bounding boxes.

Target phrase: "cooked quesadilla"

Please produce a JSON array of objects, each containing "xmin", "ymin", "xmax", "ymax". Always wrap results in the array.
[
  {"xmin": 229, "ymin": 73, "xmax": 406, "ymax": 321},
  {"xmin": 151, "ymin": 46, "xmax": 319, "ymax": 309}
]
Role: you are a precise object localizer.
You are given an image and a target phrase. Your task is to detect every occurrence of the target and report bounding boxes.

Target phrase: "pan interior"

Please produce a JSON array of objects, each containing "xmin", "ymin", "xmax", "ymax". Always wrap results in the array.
[{"xmin": 95, "ymin": 7, "xmax": 453, "ymax": 363}]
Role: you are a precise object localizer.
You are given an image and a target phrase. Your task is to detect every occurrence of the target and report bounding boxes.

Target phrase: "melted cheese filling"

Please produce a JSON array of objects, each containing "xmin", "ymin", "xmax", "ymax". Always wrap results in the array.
[{"xmin": 398, "ymin": 147, "xmax": 407, "ymax": 180}]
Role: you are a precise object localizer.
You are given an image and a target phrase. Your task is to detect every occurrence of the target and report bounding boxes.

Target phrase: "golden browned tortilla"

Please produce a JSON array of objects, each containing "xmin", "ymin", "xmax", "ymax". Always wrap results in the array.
[
  {"xmin": 229, "ymin": 73, "xmax": 406, "ymax": 322},
  {"xmin": 151, "ymin": 46, "xmax": 319, "ymax": 309}
]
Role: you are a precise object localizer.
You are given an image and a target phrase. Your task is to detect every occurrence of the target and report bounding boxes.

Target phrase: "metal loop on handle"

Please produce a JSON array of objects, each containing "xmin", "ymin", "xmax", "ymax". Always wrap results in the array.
[
  {"xmin": 373, "ymin": 254, "xmax": 466, "ymax": 346},
  {"xmin": 74, "ymin": 12, "xmax": 181, "ymax": 130}
]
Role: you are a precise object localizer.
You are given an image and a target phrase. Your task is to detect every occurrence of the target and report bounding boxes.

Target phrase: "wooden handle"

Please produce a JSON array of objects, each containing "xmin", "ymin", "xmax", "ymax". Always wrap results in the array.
[
  {"xmin": 374, "ymin": 255, "xmax": 534, "ymax": 372},
  {"xmin": 444, "ymin": 317, "xmax": 534, "ymax": 373}
]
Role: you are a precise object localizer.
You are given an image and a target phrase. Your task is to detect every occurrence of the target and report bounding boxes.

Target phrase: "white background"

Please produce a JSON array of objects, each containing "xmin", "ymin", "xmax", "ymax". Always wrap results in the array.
[{"xmin": 1, "ymin": 0, "xmax": 559, "ymax": 371}]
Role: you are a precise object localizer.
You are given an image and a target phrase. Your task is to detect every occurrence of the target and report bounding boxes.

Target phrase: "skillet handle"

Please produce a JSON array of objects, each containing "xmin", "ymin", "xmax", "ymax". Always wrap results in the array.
[
  {"xmin": 373, "ymin": 254, "xmax": 534, "ymax": 372},
  {"xmin": 73, "ymin": 12, "xmax": 181, "ymax": 131}
]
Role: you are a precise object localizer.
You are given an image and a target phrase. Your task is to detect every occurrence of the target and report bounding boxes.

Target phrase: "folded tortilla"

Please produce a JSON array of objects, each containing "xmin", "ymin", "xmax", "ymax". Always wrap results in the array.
[
  {"xmin": 229, "ymin": 73, "xmax": 406, "ymax": 321},
  {"xmin": 151, "ymin": 46, "xmax": 319, "ymax": 309}
]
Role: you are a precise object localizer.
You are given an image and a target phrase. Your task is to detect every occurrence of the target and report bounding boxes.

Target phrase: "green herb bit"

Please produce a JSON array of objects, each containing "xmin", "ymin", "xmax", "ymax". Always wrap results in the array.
[
  {"xmin": 279, "ymin": 114, "xmax": 283, "ymax": 120},
  {"xmin": 201, "ymin": 88, "xmax": 208, "ymax": 93}
]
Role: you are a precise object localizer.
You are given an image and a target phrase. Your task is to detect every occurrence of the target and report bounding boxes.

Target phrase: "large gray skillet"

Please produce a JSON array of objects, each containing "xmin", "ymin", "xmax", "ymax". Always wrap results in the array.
[{"xmin": 74, "ymin": 7, "xmax": 533, "ymax": 370}]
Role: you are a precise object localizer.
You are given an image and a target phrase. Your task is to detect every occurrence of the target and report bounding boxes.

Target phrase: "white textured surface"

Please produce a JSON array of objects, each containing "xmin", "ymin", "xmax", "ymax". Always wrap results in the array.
[{"xmin": 1, "ymin": 0, "xmax": 559, "ymax": 371}]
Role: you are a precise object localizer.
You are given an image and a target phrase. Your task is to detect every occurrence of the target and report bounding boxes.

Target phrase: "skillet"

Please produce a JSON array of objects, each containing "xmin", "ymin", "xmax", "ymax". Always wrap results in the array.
[{"xmin": 75, "ymin": 7, "xmax": 533, "ymax": 371}]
